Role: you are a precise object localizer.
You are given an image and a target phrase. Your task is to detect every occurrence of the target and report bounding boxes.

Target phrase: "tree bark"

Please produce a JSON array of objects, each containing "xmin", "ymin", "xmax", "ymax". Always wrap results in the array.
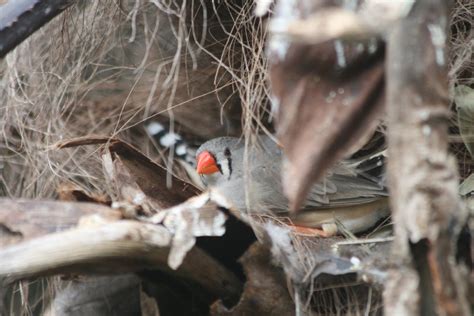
[{"xmin": 384, "ymin": 0, "xmax": 470, "ymax": 315}]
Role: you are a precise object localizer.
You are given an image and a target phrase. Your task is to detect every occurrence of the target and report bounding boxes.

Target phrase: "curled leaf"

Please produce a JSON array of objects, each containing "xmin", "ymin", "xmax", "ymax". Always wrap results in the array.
[
  {"xmin": 149, "ymin": 191, "xmax": 228, "ymax": 270},
  {"xmin": 454, "ymin": 85, "xmax": 474, "ymax": 158}
]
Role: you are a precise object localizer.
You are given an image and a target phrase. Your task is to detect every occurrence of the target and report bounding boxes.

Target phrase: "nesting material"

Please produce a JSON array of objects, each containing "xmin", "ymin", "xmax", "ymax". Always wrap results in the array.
[{"xmin": 0, "ymin": 0, "xmax": 472, "ymax": 315}]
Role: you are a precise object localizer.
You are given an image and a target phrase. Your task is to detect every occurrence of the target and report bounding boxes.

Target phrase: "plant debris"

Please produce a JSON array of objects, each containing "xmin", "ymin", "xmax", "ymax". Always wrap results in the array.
[{"xmin": 0, "ymin": 0, "xmax": 472, "ymax": 315}]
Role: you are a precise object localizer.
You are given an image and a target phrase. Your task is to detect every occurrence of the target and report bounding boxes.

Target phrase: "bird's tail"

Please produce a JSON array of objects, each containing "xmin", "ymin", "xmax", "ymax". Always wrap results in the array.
[{"xmin": 145, "ymin": 121, "xmax": 198, "ymax": 166}]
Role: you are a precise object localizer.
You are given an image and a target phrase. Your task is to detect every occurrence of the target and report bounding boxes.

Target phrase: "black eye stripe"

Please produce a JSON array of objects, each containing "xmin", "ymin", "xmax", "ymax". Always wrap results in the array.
[
  {"xmin": 224, "ymin": 147, "xmax": 232, "ymax": 178},
  {"xmin": 227, "ymin": 157, "xmax": 232, "ymax": 177}
]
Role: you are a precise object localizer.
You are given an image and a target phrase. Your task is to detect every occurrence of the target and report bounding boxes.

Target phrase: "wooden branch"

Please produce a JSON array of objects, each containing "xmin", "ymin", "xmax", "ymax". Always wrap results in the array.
[
  {"xmin": 271, "ymin": 2, "xmax": 416, "ymax": 45},
  {"xmin": 0, "ymin": 198, "xmax": 121, "ymax": 246},
  {"xmin": 384, "ymin": 1, "xmax": 470, "ymax": 315},
  {"xmin": 0, "ymin": 192, "xmax": 240, "ymax": 303},
  {"xmin": 0, "ymin": 0, "xmax": 75, "ymax": 58},
  {"xmin": 0, "ymin": 220, "xmax": 242, "ymax": 303}
]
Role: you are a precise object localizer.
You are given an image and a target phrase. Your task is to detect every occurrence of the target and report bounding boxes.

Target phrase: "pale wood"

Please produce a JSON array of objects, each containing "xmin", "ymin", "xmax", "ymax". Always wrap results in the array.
[
  {"xmin": 384, "ymin": 0, "xmax": 470, "ymax": 315},
  {"xmin": 0, "ymin": 220, "xmax": 242, "ymax": 303}
]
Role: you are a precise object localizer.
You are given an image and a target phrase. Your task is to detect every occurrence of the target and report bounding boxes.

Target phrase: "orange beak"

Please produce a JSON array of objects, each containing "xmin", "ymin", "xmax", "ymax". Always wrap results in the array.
[{"xmin": 196, "ymin": 151, "xmax": 219, "ymax": 174}]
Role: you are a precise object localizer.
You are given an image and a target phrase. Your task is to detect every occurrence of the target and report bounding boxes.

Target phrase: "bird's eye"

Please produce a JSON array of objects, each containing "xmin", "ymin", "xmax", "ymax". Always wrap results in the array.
[{"xmin": 224, "ymin": 147, "xmax": 231, "ymax": 157}]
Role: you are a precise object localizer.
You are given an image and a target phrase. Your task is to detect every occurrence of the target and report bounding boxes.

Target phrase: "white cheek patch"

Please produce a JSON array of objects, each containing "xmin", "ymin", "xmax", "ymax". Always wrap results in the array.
[{"xmin": 219, "ymin": 159, "xmax": 231, "ymax": 179}]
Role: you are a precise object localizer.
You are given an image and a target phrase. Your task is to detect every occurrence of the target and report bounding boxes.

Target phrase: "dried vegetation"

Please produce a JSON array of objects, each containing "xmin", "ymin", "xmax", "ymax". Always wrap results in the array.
[{"xmin": 0, "ymin": 0, "xmax": 472, "ymax": 315}]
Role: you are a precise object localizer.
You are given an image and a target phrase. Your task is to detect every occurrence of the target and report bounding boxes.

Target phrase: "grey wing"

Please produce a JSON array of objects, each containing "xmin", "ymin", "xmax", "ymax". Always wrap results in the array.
[
  {"xmin": 304, "ymin": 166, "xmax": 387, "ymax": 208},
  {"xmin": 305, "ymin": 140, "xmax": 387, "ymax": 208},
  {"xmin": 250, "ymin": 135, "xmax": 387, "ymax": 211}
]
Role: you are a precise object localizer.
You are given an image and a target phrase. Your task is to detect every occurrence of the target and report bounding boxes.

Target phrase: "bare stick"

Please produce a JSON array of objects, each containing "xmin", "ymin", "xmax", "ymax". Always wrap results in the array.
[
  {"xmin": 0, "ymin": 0, "xmax": 76, "ymax": 58},
  {"xmin": 333, "ymin": 237, "xmax": 394, "ymax": 247},
  {"xmin": 384, "ymin": 1, "xmax": 470, "ymax": 315},
  {"xmin": 0, "ymin": 220, "xmax": 242, "ymax": 302}
]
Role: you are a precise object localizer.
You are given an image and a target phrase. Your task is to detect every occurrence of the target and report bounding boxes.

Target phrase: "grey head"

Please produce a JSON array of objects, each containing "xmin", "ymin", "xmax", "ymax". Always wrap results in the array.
[{"xmin": 196, "ymin": 136, "xmax": 244, "ymax": 187}]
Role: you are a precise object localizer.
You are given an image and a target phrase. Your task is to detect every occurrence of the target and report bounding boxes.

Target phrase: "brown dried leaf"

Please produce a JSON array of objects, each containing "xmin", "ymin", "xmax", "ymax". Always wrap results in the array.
[
  {"xmin": 102, "ymin": 149, "xmax": 157, "ymax": 217},
  {"xmin": 108, "ymin": 139, "xmax": 199, "ymax": 209},
  {"xmin": 57, "ymin": 182, "xmax": 111, "ymax": 205},
  {"xmin": 57, "ymin": 136, "xmax": 199, "ymax": 212},
  {"xmin": 54, "ymin": 135, "xmax": 116, "ymax": 149},
  {"xmin": 269, "ymin": 5, "xmax": 385, "ymax": 210}
]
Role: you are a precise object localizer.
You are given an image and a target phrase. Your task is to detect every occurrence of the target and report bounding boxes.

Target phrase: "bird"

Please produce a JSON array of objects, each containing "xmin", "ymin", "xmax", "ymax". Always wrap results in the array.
[{"xmin": 195, "ymin": 135, "xmax": 389, "ymax": 236}]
